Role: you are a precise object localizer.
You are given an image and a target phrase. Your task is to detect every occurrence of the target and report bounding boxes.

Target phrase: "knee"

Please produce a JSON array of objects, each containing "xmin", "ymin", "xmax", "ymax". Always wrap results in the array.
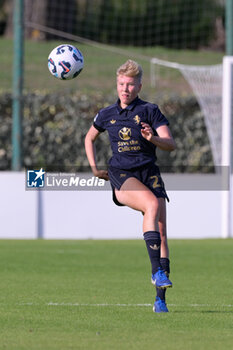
[{"xmin": 144, "ymin": 198, "xmax": 159, "ymax": 216}]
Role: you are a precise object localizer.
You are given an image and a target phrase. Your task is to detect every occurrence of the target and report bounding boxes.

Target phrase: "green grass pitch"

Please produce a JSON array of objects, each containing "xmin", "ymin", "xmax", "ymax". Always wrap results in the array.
[{"xmin": 0, "ymin": 239, "xmax": 233, "ymax": 350}]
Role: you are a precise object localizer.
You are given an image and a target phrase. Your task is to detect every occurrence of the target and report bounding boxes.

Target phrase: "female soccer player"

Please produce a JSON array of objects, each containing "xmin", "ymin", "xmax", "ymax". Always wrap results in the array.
[{"xmin": 85, "ymin": 60, "xmax": 176, "ymax": 313}]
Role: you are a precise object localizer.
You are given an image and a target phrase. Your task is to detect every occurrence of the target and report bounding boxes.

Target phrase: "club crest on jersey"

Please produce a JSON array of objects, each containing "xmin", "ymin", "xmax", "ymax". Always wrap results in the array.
[
  {"xmin": 119, "ymin": 127, "xmax": 131, "ymax": 140},
  {"xmin": 134, "ymin": 115, "xmax": 140, "ymax": 125}
]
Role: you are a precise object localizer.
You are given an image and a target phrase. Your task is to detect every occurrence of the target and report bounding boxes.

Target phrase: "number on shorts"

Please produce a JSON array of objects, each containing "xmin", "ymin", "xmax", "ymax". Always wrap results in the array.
[{"xmin": 150, "ymin": 175, "xmax": 161, "ymax": 189}]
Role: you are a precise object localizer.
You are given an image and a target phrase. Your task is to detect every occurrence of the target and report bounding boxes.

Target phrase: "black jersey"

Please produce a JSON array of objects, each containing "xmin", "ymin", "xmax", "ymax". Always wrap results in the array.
[{"xmin": 93, "ymin": 97, "xmax": 169, "ymax": 169}]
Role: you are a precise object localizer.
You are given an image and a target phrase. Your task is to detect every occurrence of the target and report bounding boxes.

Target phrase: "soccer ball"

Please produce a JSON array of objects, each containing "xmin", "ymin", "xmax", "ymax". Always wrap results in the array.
[{"xmin": 48, "ymin": 44, "xmax": 84, "ymax": 80}]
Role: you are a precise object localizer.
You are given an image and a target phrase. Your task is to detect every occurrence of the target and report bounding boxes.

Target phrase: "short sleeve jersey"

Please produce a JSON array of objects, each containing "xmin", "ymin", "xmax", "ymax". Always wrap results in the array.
[{"xmin": 93, "ymin": 97, "xmax": 169, "ymax": 169}]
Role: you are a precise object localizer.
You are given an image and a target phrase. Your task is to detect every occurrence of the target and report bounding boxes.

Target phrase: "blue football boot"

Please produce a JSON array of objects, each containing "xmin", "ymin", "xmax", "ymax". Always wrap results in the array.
[
  {"xmin": 153, "ymin": 297, "xmax": 169, "ymax": 313},
  {"xmin": 151, "ymin": 267, "xmax": 172, "ymax": 289}
]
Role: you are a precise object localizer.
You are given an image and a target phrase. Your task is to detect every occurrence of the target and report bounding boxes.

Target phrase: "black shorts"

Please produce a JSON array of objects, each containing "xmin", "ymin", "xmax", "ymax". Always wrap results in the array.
[{"xmin": 108, "ymin": 163, "xmax": 169, "ymax": 206}]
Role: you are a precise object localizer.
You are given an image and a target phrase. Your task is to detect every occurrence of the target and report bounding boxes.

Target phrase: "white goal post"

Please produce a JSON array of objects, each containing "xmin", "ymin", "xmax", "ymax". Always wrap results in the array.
[{"xmin": 221, "ymin": 56, "xmax": 233, "ymax": 239}]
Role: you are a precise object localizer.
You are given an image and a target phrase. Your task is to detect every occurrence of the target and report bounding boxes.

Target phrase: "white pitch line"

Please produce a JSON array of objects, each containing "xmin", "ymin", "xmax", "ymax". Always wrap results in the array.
[
  {"xmin": 47, "ymin": 302, "xmax": 152, "ymax": 307},
  {"xmin": 18, "ymin": 302, "xmax": 233, "ymax": 308}
]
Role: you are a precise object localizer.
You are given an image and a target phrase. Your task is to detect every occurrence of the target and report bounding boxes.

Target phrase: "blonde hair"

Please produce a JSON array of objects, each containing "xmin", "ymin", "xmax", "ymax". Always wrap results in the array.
[{"xmin": 116, "ymin": 59, "xmax": 143, "ymax": 82}]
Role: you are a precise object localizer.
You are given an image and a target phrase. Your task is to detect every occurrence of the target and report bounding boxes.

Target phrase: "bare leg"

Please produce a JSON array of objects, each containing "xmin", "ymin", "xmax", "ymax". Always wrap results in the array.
[
  {"xmin": 115, "ymin": 177, "xmax": 160, "ymax": 233},
  {"xmin": 158, "ymin": 198, "xmax": 169, "ymax": 258}
]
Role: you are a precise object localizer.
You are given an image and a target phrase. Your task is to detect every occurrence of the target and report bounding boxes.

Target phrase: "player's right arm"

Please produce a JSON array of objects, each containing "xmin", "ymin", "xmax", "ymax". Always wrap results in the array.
[{"xmin": 85, "ymin": 125, "xmax": 109, "ymax": 180}]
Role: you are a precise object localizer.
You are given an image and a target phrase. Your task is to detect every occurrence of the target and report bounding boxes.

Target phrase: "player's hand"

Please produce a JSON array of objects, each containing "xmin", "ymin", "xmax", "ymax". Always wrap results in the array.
[
  {"xmin": 141, "ymin": 122, "xmax": 154, "ymax": 141},
  {"xmin": 93, "ymin": 169, "xmax": 109, "ymax": 181}
]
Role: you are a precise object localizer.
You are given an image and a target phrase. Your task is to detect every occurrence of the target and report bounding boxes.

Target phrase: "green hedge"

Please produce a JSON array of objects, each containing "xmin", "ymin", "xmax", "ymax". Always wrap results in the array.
[{"xmin": 0, "ymin": 92, "xmax": 213, "ymax": 172}]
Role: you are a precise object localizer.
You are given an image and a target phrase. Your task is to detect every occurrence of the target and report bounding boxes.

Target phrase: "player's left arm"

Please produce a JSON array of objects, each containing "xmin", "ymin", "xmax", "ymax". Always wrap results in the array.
[{"xmin": 141, "ymin": 122, "xmax": 176, "ymax": 151}]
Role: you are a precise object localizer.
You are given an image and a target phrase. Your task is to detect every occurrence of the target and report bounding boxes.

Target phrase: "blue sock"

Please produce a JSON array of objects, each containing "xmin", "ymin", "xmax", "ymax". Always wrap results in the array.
[{"xmin": 143, "ymin": 231, "xmax": 161, "ymax": 274}]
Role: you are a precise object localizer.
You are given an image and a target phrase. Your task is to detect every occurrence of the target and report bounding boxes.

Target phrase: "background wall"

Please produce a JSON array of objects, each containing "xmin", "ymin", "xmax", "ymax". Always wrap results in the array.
[{"xmin": 1, "ymin": 172, "xmax": 231, "ymax": 239}]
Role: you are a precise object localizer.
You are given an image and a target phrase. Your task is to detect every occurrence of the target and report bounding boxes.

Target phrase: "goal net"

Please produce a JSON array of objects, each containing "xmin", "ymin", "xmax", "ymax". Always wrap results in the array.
[{"xmin": 150, "ymin": 58, "xmax": 223, "ymax": 167}]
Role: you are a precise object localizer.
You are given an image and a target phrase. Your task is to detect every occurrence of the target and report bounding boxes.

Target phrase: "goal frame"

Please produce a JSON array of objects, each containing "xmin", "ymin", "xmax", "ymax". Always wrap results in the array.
[{"xmin": 221, "ymin": 56, "xmax": 233, "ymax": 238}]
